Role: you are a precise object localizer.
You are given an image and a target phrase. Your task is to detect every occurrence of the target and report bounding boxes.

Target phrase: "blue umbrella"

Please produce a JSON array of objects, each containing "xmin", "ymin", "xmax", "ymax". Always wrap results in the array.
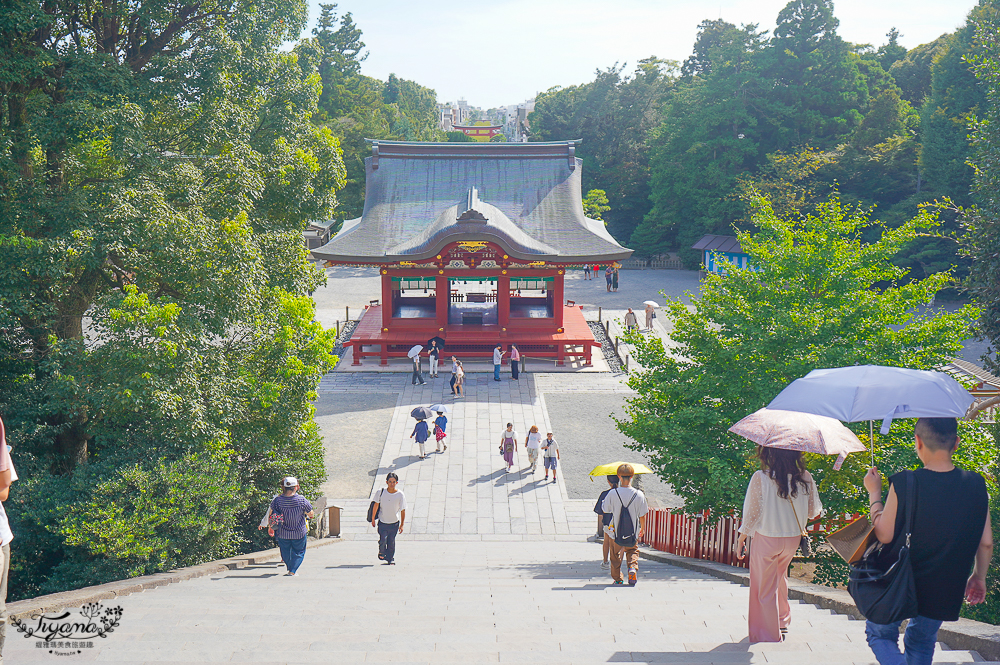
[{"xmin": 768, "ymin": 365, "xmax": 974, "ymax": 464}]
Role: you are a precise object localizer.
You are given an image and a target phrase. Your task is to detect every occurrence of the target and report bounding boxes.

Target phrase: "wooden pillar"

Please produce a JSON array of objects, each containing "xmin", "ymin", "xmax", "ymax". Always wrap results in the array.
[
  {"xmin": 553, "ymin": 271, "xmax": 565, "ymax": 330},
  {"xmin": 381, "ymin": 272, "xmax": 393, "ymax": 330},
  {"xmin": 436, "ymin": 275, "xmax": 449, "ymax": 329},
  {"xmin": 497, "ymin": 274, "xmax": 510, "ymax": 331}
]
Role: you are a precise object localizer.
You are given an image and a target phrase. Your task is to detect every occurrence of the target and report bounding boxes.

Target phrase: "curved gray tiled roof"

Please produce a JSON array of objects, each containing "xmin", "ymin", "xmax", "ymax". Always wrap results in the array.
[{"xmin": 310, "ymin": 141, "xmax": 633, "ymax": 264}]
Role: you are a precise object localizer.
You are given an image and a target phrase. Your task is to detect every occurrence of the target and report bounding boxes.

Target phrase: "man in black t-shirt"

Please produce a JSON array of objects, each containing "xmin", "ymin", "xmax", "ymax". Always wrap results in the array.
[{"xmin": 863, "ymin": 418, "xmax": 993, "ymax": 665}]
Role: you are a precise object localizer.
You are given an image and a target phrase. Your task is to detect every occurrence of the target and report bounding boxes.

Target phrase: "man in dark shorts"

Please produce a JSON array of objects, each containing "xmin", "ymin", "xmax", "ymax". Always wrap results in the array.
[{"xmin": 863, "ymin": 417, "xmax": 992, "ymax": 665}]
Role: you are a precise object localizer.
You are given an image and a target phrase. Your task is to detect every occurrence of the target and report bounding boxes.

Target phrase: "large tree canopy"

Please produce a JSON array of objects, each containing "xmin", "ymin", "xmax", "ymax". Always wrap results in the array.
[
  {"xmin": 0, "ymin": 0, "xmax": 343, "ymax": 597},
  {"xmin": 619, "ymin": 194, "xmax": 979, "ymax": 516}
]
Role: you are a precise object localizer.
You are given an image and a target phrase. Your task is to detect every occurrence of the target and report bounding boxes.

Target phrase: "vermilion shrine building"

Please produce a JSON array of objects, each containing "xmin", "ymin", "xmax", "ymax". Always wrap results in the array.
[{"xmin": 311, "ymin": 140, "xmax": 632, "ymax": 366}]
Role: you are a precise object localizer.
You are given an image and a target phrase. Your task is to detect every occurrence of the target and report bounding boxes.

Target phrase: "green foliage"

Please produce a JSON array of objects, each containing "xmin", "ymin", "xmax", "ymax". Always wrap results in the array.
[
  {"xmin": 964, "ymin": 14, "xmax": 1000, "ymax": 376},
  {"xmin": 489, "ymin": 133, "xmax": 507, "ymax": 142},
  {"xmin": 582, "ymin": 189, "xmax": 611, "ymax": 221},
  {"xmin": 0, "ymin": 0, "xmax": 340, "ymax": 598},
  {"xmin": 306, "ymin": 10, "xmax": 443, "ymax": 220},
  {"xmin": 446, "ymin": 131, "xmax": 475, "ymax": 142},
  {"xmin": 919, "ymin": 3, "xmax": 996, "ymax": 207},
  {"xmin": 530, "ymin": 58, "xmax": 675, "ymax": 244},
  {"xmin": 617, "ymin": 193, "xmax": 977, "ymax": 516}
]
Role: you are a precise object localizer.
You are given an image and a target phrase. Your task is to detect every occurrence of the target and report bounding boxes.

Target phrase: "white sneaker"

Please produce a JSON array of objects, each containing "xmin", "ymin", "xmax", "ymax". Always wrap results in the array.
[{"xmin": 601, "ymin": 561, "xmax": 610, "ymax": 569}]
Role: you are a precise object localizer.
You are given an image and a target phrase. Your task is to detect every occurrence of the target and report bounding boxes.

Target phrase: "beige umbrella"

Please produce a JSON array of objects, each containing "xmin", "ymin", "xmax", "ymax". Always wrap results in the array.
[{"xmin": 728, "ymin": 408, "xmax": 866, "ymax": 470}]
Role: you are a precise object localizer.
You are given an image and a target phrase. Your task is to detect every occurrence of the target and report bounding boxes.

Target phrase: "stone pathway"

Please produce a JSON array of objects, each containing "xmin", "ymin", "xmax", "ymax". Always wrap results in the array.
[
  {"xmin": 326, "ymin": 373, "xmax": 596, "ymax": 539},
  {"xmin": 9, "ymin": 540, "xmax": 992, "ymax": 664}
]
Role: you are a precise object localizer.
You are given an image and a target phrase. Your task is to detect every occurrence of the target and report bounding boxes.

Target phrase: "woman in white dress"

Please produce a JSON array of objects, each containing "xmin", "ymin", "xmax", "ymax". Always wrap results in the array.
[
  {"xmin": 736, "ymin": 446, "xmax": 822, "ymax": 643},
  {"xmin": 524, "ymin": 425, "xmax": 542, "ymax": 473}
]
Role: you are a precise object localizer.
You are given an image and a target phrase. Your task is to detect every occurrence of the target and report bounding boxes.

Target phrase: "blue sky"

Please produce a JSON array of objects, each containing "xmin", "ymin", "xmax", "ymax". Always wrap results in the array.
[{"xmin": 300, "ymin": 0, "xmax": 980, "ymax": 109}]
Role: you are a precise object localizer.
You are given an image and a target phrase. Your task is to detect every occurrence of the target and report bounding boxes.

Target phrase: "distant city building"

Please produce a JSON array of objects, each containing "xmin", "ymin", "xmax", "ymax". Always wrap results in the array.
[{"xmin": 453, "ymin": 120, "xmax": 503, "ymax": 142}]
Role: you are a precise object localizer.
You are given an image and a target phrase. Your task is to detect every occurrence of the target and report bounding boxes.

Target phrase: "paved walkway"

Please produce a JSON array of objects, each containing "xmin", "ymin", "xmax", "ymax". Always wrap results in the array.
[
  {"xmin": 9, "ymin": 540, "xmax": 990, "ymax": 664},
  {"xmin": 318, "ymin": 372, "xmax": 598, "ymax": 539}
]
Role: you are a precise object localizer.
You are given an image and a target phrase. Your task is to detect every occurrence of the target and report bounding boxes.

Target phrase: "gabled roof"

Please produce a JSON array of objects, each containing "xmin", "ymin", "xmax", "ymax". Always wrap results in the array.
[
  {"xmin": 311, "ymin": 141, "xmax": 632, "ymax": 264},
  {"xmin": 692, "ymin": 234, "xmax": 744, "ymax": 253}
]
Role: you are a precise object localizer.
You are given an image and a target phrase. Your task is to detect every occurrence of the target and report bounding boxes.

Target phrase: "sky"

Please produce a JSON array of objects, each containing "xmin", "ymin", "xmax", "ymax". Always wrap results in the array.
[{"xmin": 300, "ymin": 0, "xmax": 980, "ymax": 109}]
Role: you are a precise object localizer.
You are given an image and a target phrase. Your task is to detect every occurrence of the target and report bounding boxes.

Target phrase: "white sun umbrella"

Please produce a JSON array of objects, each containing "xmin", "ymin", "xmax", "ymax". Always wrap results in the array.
[
  {"xmin": 768, "ymin": 365, "xmax": 975, "ymax": 465},
  {"xmin": 429, "ymin": 404, "xmax": 449, "ymax": 413},
  {"xmin": 642, "ymin": 300, "xmax": 659, "ymax": 307},
  {"xmin": 406, "ymin": 344, "xmax": 425, "ymax": 358},
  {"xmin": 729, "ymin": 408, "xmax": 867, "ymax": 470}
]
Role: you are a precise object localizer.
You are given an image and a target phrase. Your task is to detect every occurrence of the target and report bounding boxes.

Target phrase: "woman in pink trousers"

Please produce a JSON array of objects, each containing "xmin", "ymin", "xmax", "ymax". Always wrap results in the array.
[{"xmin": 736, "ymin": 447, "xmax": 822, "ymax": 643}]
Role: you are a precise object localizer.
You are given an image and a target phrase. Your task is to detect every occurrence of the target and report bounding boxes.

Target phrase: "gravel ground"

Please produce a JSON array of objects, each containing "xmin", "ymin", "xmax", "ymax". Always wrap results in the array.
[
  {"xmin": 588, "ymin": 321, "xmax": 624, "ymax": 374},
  {"xmin": 314, "ymin": 392, "xmax": 398, "ymax": 500},
  {"xmin": 542, "ymin": 392, "xmax": 682, "ymax": 510}
]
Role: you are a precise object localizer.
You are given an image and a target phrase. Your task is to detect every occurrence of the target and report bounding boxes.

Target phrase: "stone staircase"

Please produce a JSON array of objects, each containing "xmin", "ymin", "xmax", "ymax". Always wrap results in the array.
[{"xmin": 8, "ymin": 539, "xmax": 994, "ymax": 664}]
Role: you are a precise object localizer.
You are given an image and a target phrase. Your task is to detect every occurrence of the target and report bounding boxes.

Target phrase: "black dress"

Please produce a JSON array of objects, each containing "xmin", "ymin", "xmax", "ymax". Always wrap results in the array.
[{"xmin": 880, "ymin": 468, "xmax": 988, "ymax": 621}]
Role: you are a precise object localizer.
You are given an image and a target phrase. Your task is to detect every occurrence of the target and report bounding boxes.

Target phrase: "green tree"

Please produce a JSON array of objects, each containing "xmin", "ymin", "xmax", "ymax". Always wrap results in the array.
[
  {"xmin": 0, "ymin": 0, "xmax": 342, "ymax": 597},
  {"xmin": 446, "ymin": 131, "xmax": 474, "ymax": 142},
  {"xmin": 618, "ymin": 194, "xmax": 977, "ymax": 516},
  {"xmin": 888, "ymin": 35, "xmax": 951, "ymax": 105},
  {"xmin": 582, "ymin": 189, "xmax": 611, "ymax": 220},
  {"xmin": 920, "ymin": 2, "xmax": 996, "ymax": 206},
  {"xmin": 530, "ymin": 58, "xmax": 674, "ymax": 244},
  {"xmin": 760, "ymin": 0, "xmax": 868, "ymax": 149},
  {"xmin": 635, "ymin": 21, "xmax": 768, "ymax": 260},
  {"xmin": 964, "ymin": 16, "xmax": 1000, "ymax": 378}
]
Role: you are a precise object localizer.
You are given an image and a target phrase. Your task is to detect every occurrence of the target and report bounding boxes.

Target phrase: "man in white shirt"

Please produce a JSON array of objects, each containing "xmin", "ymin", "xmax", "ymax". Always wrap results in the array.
[
  {"xmin": 371, "ymin": 473, "xmax": 406, "ymax": 565},
  {"xmin": 493, "ymin": 345, "xmax": 504, "ymax": 381},
  {"xmin": 602, "ymin": 463, "xmax": 648, "ymax": 586}
]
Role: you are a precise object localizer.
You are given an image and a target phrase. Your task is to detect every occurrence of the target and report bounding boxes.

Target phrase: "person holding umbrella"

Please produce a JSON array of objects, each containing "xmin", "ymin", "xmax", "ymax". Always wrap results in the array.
[
  {"xmin": 407, "ymin": 344, "xmax": 426, "ymax": 386},
  {"xmin": 643, "ymin": 302, "xmax": 657, "ymax": 331},
  {"xmin": 410, "ymin": 407, "xmax": 434, "ymax": 458},
  {"xmin": 427, "ymin": 337, "xmax": 445, "ymax": 378},
  {"xmin": 729, "ymin": 409, "xmax": 852, "ymax": 643},
  {"xmin": 735, "ymin": 444, "xmax": 822, "ymax": 642}
]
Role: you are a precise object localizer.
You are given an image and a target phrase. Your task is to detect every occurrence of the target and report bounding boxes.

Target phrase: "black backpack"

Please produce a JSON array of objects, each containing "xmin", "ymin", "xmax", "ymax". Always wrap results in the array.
[
  {"xmin": 366, "ymin": 489, "xmax": 383, "ymax": 525},
  {"xmin": 613, "ymin": 488, "xmax": 639, "ymax": 546}
]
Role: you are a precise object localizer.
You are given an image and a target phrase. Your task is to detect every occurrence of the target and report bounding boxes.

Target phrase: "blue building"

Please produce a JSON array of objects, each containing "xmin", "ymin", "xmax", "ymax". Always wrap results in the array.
[{"xmin": 692, "ymin": 235, "xmax": 752, "ymax": 275}]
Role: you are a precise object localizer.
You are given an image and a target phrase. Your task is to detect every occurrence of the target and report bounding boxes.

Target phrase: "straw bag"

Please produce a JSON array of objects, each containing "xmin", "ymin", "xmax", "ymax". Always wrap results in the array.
[{"xmin": 827, "ymin": 514, "xmax": 876, "ymax": 565}]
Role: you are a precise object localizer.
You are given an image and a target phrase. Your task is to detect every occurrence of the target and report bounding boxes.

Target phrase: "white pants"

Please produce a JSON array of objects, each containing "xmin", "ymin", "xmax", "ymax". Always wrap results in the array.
[
  {"xmin": 418, "ymin": 441, "xmax": 426, "ymax": 457},
  {"xmin": 430, "ymin": 357, "xmax": 439, "ymax": 376}
]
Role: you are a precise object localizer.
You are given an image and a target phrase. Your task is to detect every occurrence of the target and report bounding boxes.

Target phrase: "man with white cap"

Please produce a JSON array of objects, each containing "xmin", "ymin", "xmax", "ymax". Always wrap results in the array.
[{"xmin": 268, "ymin": 477, "xmax": 315, "ymax": 576}]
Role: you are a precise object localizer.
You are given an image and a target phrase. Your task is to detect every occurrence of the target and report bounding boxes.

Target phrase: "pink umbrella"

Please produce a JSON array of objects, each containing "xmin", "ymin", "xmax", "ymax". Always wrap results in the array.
[{"xmin": 729, "ymin": 408, "xmax": 867, "ymax": 470}]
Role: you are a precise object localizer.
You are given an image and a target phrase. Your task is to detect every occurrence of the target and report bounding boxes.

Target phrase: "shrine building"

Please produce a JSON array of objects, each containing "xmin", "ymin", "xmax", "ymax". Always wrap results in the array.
[
  {"xmin": 452, "ymin": 121, "xmax": 503, "ymax": 142},
  {"xmin": 310, "ymin": 140, "xmax": 632, "ymax": 366}
]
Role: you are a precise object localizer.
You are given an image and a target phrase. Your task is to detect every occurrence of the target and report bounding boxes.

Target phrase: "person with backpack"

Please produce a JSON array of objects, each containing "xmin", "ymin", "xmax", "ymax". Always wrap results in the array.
[
  {"xmin": 434, "ymin": 411, "xmax": 448, "ymax": 453},
  {"xmin": 861, "ymin": 418, "xmax": 992, "ymax": 665},
  {"xmin": 735, "ymin": 446, "xmax": 822, "ymax": 643},
  {"xmin": 601, "ymin": 464, "xmax": 648, "ymax": 586},
  {"xmin": 524, "ymin": 425, "xmax": 542, "ymax": 473},
  {"xmin": 370, "ymin": 473, "xmax": 406, "ymax": 565},
  {"xmin": 593, "ymin": 475, "xmax": 620, "ymax": 569}
]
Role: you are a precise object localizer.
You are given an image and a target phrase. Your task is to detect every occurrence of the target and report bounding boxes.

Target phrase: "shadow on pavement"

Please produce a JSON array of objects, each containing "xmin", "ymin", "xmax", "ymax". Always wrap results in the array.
[{"xmin": 606, "ymin": 642, "xmax": 752, "ymax": 662}]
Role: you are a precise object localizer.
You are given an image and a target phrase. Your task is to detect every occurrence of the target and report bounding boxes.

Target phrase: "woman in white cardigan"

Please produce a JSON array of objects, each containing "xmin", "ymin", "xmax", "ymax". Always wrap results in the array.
[{"xmin": 736, "ymin": 446, "xmax": 822, "ymax": 643}]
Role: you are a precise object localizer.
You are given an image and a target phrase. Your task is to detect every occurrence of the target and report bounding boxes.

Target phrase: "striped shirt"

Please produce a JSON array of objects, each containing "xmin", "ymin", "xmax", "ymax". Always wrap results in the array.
[{"xmin": 270, "ymin": 493, "xmax": 313, "ymax": 539}]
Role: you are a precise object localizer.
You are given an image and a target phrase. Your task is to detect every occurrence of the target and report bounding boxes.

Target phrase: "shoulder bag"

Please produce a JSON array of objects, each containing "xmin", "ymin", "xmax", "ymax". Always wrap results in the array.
[
  {"xmin": 847, "ymin": 470, "xmax": 919, "ymax": 624},
  {"xmin": 787, "ymin": 496, "xmax": 813, "ymax": 557},
  {"xmin": 366, "ymin": 489, "xmax": 384, "ymax": 525}
]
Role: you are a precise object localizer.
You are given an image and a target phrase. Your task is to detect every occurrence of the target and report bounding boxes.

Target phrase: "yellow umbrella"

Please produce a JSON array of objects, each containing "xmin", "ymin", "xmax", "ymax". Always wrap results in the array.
[{"xmin": 588, "ymin": 462, "xmax": 654, "ymax": 479}]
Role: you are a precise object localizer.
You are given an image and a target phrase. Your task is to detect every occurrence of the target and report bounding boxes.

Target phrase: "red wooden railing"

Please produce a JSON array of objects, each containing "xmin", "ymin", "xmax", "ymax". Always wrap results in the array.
[{"xmin": 642, "ymin": 509, "xmax": 863, "ymax": 569}]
